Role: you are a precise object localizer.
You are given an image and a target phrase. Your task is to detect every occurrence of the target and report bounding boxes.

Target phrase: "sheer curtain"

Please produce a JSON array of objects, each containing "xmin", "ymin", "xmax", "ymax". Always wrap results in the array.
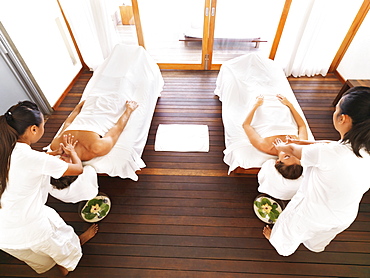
[
  {"xmin": 274, "ymin": 0, "xmax": 363, "ymax": 77},
  {"xmin": 59, "ymin": 0, "xmax": 119, "ymax": 70}
]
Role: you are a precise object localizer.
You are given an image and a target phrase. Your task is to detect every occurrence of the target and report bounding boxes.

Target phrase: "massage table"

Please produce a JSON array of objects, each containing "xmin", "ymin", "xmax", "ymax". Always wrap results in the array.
[
  {"xmin": 214, "ymin": 53, "xmax": 314, "ymax": 200},
  {"xmin": 50, "ymin": 43, "xmax": 164, "ymax": 181}
]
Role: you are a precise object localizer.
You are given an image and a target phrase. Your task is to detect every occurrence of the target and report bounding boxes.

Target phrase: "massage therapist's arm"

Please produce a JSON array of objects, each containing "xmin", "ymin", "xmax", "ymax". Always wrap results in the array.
[
  {"xmin": 274, "ymin": 138, "xmax": 304, "ymax": 160},
  {"xmin": 59, "ymin": 134, "xmax": 83, "ymax": 176}
]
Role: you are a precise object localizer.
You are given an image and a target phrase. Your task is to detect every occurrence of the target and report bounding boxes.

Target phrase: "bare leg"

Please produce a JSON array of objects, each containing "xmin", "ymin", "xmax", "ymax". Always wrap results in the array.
[
  {"xmin": 263, "ymin": 225, "xmax": 272, "ymax": 240},
  {"xmin": 79, "ymin": 223, "xmax": 99, "ymax": 245},
  {"xmin": 57, "ymin": 224, "xmax": 98, "ymax": 276},
  {"xmin": 57, "ymin": 265, "xmax": 69, "ymax": 276}
]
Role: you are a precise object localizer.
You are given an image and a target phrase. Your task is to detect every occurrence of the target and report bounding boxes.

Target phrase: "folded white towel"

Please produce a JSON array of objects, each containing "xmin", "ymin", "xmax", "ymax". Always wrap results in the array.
[{"xmin": 155, "ymin": 124, "xmax": 209, "ymax": 152}]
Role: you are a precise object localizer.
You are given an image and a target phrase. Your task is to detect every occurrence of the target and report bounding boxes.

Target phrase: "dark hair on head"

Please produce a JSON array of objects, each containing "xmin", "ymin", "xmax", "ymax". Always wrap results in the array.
[
  {"xmin": 51, "ymin": 176, "xmax": 78, "ymax": 190},
  {"xmin": 5, "ymin": 100, "xmax": 42, "ymax": 135},
  {"xmin": 339, "ymin": 86, "xmax": 370, "ymax": 157},
  {"xmin": 275, "ymin": 161, "xmax": 303, "ymax": 180},
  {"xmin": 0, "ymin": 100, "xmax": 42, "ymax": 207}
]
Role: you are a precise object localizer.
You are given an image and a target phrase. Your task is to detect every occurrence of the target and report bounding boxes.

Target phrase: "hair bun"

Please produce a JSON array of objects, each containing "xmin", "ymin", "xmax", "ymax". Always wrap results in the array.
[{"xmin": 4, "ymin": 111, "xmax": 13, "ymax": 122}]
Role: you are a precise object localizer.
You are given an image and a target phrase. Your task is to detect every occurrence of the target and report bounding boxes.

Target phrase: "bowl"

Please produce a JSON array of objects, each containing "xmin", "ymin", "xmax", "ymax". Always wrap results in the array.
[
  {"xmin": 78, "ymin": 192, "xmax": 111, "ymax": 223},
  {"xmin": 253, "ymin": 194, "xmax": 284, "ymax": 224}
]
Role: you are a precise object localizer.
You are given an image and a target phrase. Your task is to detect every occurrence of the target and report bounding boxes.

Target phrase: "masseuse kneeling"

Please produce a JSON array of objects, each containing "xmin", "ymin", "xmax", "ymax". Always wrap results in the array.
[{"xmin": 0, "ymin": 101, "xmax": 98, "ymax": 276}]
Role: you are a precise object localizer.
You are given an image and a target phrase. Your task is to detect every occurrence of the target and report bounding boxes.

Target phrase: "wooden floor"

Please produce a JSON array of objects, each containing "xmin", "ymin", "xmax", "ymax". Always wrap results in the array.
[{"xmin": 1, "ymin": 70, "xmax": 370, "ymax": 277}]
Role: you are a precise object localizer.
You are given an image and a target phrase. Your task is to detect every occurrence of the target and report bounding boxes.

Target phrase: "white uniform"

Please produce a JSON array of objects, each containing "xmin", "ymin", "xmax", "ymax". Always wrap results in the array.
[
  {"xmin": 269, "ymin": 142, "xmax": 370, "ymax": 256},
  {"xmin": 0, "ymin": 143, "xmax": 82, "ymax": 273}
]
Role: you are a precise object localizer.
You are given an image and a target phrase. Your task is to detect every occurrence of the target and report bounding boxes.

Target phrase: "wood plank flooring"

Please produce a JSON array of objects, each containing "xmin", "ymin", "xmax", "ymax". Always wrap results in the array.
[{"xmin": 1, "ymin": 70, "xmax": 369, "ymax": 277}]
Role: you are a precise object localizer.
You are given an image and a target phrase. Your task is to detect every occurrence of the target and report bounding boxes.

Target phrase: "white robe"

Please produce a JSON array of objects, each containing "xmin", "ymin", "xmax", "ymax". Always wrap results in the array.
[
  {"xmin": 0, "ymin": 143, "xmax": 82, "ymax": 273},
  {"xmin": 269, "ymin": 142, "xmax": 370, "ymax": 256},
  {"xmin": 0, "ymin": 143, "xmax": 67, "ymax": 248}
]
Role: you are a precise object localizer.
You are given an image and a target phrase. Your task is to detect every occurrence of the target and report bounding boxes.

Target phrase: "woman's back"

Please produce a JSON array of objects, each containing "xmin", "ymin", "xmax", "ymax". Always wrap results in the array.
[{"xmin": 300, "ymin": 142, "xmax": 370, "ymax": 223}]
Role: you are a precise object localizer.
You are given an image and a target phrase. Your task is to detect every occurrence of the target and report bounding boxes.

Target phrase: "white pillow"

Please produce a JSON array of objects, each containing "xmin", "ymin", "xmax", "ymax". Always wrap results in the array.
[{"xmin": 257, "ymin": 159, "xmax": 302, "ymax": 200}]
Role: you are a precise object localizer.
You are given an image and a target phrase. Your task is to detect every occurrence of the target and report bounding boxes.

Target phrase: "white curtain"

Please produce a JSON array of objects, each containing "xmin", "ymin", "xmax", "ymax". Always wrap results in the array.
[
  {"xmin": 59, "ymin": 0, "xmax": 119, "ymax": 70},
  {"xmin": 274, "ymin": 0, "xmax": 363, "ymax": 77}
]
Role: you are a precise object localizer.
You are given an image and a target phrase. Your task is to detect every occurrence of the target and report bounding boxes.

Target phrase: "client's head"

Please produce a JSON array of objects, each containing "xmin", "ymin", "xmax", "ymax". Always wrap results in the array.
[
  {"xmin": 50, "ymin": 176, "xmax": 78, "ymax": 190},
  {"xmin": 274, "ymin": 151, "xmax": 303, "ymax": 180}
]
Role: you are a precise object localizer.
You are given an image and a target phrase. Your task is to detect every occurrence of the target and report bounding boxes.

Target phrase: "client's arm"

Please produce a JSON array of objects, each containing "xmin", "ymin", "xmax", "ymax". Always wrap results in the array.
[
  {"xmin": 277, "ymin": 94, "xmax": 308, "ymax": 140},
  {"xmin": 60, "ymin": 100, "xmax": 86, "ymax": 134},
  {"xmin": 242, "ymin": 96, "xmax": 272, "ymax": 153}
]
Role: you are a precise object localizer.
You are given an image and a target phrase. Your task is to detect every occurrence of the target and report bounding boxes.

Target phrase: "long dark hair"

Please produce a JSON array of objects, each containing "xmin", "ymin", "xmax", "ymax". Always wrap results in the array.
[
  {"xmin": 0, "ymin": 101, "xmax": 43, "ymax": 205},
  {"xmin": 339, "ymin": 86, "xmax": 370, "ymax": 157}
]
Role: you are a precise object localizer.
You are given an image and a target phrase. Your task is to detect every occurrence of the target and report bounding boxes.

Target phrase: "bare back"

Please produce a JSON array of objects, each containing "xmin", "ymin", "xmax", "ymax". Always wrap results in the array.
[
  {"xmin": 51, "ymin": 130, "xmax": 102, "ymax": 161},
  {"xmin": 50, "ymin": 100, "xmax": 138, "ymax": 162}
]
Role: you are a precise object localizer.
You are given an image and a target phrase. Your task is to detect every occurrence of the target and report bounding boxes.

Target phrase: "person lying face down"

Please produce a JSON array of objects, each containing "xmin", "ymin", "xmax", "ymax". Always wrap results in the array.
[
  {"xmin": 49, "ymin": 100, "xmax": 138, "ymax": 161},
  {"xmin": 242, "ymin": 94, "xmax": 308, "ymax": 179}
]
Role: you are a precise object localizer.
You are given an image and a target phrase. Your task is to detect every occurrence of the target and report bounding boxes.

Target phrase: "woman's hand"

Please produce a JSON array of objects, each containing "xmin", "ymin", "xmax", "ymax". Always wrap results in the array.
[
  {"xmin": 285, "ymin": 135, "xmax": 301, "ymax": 144},
  {"xmin": 60, "ymin": 134, "xmax": 78, "ymax": 156},
  {"xmin": 60, "ymin": 134, "xmax": 83, "ymax": 176},
  {"xmin": 274, "ymin": 138, "xmax": 303, "ymax": 160},
  {"xmin": 46, "ymin": 144, "xmax": 63, "ymax": 156},
  {"xmin": 273, "ymin": 138, "xmax": 289, "ymax": 153},
  {"xmin": 254, "ymin": 95, "xmax": 264, "ymax": 107},
  {"xmin": 277, "ymin": 94, "xmax": 292, "ymax": 107},
  {"xmin": 126, "ymin": 100, "xmax": 139, "ymax": 113}
]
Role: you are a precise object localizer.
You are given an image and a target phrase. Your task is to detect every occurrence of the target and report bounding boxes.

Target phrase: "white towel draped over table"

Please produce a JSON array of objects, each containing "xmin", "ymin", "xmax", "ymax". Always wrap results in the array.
[
  {"xmin": 215, "ymin": 53, "xmax": 314, "ymax": 173},
  {"xmin": 215, "ymin": 53, "xmax": 314, "ymax": 200},
  {"xmin": 52, "ymin": 44, "xmax": 164, "ymax": 181}
]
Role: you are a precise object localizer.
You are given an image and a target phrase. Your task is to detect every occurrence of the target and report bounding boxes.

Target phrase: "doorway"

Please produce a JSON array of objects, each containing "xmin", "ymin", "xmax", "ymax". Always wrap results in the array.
[{"xmin": 117, "ymin": 0, "xmax": 285, "ymax": 70}]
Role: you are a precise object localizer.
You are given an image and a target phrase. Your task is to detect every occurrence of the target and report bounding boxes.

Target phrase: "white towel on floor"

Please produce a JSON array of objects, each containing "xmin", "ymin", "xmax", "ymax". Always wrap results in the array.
[{"xmin": 155, "ymin": 124, "xmax": 209, "ymax": 152}]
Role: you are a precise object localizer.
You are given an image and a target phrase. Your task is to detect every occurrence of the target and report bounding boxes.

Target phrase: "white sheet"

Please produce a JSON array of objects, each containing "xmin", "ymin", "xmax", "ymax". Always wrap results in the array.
[
  {"xmin": 154, "ymin": 124, "xmax": 209, "ymax": 152},
  {"xmin": 258, "ymin": 159, "xmax": 302, "ymax": 200},
  {"xmin": 215, "ymin": 53, "xmax": 314, "ymax": 174},
  {"xmin": 53, "ymin": 44, "xmax": 164, "ymax": 181},
  {"xmin": 49, "ymin": 165, "xmax": 98, "ymax": 203}
]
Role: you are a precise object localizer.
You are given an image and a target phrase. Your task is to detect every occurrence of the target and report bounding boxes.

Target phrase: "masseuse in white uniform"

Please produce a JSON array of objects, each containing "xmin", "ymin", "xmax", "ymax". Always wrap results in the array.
[
  {"xmin": 0, "ymin": 101, "xmax": 98, "ymax": 276},
  {"xmin": 263, "ymin": 86, "xmax": 370, "ymax": 256}
]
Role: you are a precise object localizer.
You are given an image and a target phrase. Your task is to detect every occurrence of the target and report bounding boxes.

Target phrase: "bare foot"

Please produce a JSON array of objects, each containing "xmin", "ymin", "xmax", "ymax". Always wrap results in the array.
[
  {"xmin": 57, "ymin": 265, "xmax": 69, "ymax": 276},
  {"xmin": 263, "ymin": 225, "xmax": 272, "ymax": 240},
  {"xmin": 79, "ymin": 224, "xmax": 98, "ymax": 246}
]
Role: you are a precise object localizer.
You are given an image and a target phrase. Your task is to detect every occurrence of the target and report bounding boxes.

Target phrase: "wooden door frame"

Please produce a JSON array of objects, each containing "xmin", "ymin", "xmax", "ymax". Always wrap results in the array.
[
  {"xmin": 329, "ymin": 0, "xmax": 370, "ymax": 72},
  {"xmin": 132, "ymin": 0, "xmax": 213, "ymax": 70},
  {"xmin": 269, "ymin": 0, "xmax": 292, "ymax": 60},
  {"xmin": 131, "ymin": 0, "xmax": 294, "ymax": 70}
]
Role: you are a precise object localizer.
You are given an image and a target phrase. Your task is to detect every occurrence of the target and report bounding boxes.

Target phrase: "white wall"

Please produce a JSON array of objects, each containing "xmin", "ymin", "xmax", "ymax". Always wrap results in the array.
[
  {"xmin": 337, "ymin": 11, "xmax": 370, "ymax": 80},
  {"xmin": 0, "ymin": 0, "xmax": 82, "ymax": 107}
]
